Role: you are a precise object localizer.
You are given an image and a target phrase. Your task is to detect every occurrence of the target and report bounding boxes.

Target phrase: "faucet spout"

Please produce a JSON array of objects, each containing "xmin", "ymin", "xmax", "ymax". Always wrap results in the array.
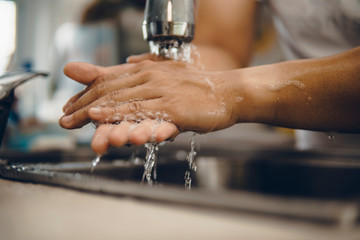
[
  {"xmin": 142, "ymin": 0, "xmax": 195, "ymax": 57},
  {"xmin": 0, "ymin": 71, "xmax": 48, "ymax": 100},
  {"xmin": 0, "ymin": 71, "xmax": 48, "ymax": 149}
]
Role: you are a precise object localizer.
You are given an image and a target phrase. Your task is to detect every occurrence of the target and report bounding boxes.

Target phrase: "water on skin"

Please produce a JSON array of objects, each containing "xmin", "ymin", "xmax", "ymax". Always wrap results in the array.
[
  {"xmin": 90, "ymin": 40, "xmax": 199, "ymax": 189},
  {"xmin": 236, "ymin": 96, "xmax": 244, "ymax": 103},
  {"xmin": 145, "ymin": 40, "xmax": 200, "ymax": 188},
  {"xmin": 207, "ymin": 97, "xmax": 226, "ymax": 117},
  {"xmin": 268, "ymin": 80, "xmax": 305, "ymax": 91}
]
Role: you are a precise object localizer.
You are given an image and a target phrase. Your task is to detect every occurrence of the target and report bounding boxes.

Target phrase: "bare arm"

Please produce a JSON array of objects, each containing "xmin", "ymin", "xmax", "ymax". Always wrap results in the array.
[
  {"xmin": 233, "ymin": 46, "xmax": 360, "ymax": 132},
  {"xmin": 192, "ymin": 0, "xmax": 257, "ymax": 69},
  {"xmin": 58, "ymin": 1, "xmax": 359, "ymax": 154},
  {"xmin": 60, "ymin": 46, "xmax": 360, "ymax": 136}
]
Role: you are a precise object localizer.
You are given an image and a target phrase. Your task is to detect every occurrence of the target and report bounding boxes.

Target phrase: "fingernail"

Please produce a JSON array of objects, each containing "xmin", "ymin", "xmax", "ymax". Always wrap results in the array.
[
  {"xmin": 61, "ymin": 115, "xmax": 73, "ymax": 125},
  {"xmin": 126, "ymin": 56, "xmax": 131, "ymax": 63}
]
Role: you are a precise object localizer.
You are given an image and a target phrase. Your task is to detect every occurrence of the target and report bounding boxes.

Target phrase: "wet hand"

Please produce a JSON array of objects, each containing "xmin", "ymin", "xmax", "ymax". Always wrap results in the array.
[
  {"xmin": 59, "ymin": 60, "xmax": 238, "ymax": 153},
  {"xmin": 90, "ymin": 120, "xmax": 178, "ymax": 154}
]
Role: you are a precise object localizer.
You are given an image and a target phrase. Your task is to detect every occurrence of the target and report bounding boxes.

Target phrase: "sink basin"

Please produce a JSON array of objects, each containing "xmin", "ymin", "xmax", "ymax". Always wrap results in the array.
[{"xmin": 1, "ymin": 145, "xmax": 360, "ymax": 226}]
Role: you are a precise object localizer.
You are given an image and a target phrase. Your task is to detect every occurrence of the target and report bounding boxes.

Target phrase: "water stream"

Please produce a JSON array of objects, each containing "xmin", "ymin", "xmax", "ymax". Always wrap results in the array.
[
  {"xmin": 90, "ymin": 155, "xmax": 101, "ymax": 173},
  {"xmin": 149, "ymin": 40, "xmax": 192, "ymax": 63},
  {"xmin": 185, "ymin": 133, "xmax": 197, "ymax": 190},
  {"xmin": 142, "ymin": 143, "xmax": 159, "ymax": 185},
  {"xmin": 144, "ymin": 41, "xmax": 198, "ymax": 187}
]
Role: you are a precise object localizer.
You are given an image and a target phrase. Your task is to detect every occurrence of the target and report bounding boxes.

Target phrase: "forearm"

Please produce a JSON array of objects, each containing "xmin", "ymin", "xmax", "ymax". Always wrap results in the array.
[
  {"xmin": 236, "ymin": 47, "xmax": 360, "ymax": 132},
  {"xmin": 191, "ymin": 44, "xmax": 251, "ymax": 70},
  {"xmin": 192, "ymin": 0, "xmax": 257, "ymax": 71}
]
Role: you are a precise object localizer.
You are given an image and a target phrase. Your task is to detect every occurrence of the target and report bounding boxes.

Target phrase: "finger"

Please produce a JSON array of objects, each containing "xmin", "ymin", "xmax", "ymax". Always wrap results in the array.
[
  {"xmin": 88, "ymin": 98, "xmax": 166, "ymax": 123},
  {"xmin": 126, "ymin": 53, "xmax": 166, "ymax": 63},
  {"xmin": 152, "ymin": 121, "xmax": 179, "ymax": 142},
  {"xmin": 62, "ymin": 62, "xmax": 138, "ymax": 112},
  {"xmin": 64, "ymin": 62, "xmax": 107, "ymax": 85},
  {"xmin": 93, "ymin": 108, "xmax": 179, "ymax": 146},
  {"xmin": 64, "ymin": 62, "xmax": 136, "ymax": 84},
  {"xmin": 128, "ymin": 120, "xmax": 153, "ymax": 145},
  {"xmin": 104, "ymin": 120, "xmax": 179, "ymax": 150},
  {"xmin": 91, "ymin": 124, "xmax": 114, "ymax": 154},
  {"xmin": 62, "ymin": 62, "xmax": 106, "ymax": 112},
  {"xmin": 108, "ymin": 122, "xmax": 132, "ymax": 147},
  {"xmin": 64, "ymin": 70, "xmax": 148, "ymax": 116},
  {"xmin": 62, "ymin": 88, "xmax": 88, "ymax": 113},
  {"xmin": 59, "ymin": 108, "xmax": 91, "ymax": 129},
  {"xmin": 60, "ymin": 83, "xmax": 162, "ymax": 129},
  {"xmin": 127, "ymin": 120, "xmax": 179, "ymax": 145}
]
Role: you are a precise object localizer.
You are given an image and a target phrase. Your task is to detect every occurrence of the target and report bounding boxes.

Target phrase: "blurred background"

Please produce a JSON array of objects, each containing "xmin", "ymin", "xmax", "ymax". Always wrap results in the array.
[
  {"xmin": 0, "ymin": 0, "xmax": 287, "ymax": 152},
  {"xmin": 1, "ymin": 2, "xmax": 360, "ymax": 239}
]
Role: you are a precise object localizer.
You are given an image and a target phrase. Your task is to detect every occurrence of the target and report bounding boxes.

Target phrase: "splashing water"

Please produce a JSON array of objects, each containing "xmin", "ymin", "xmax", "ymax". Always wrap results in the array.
[
  {"xmin": 149, "ymin": 40, "xmax": 193, "ymax": 63},
  {"xmin": 187, "ymin": 133, "xmax": 198, "ymax": 171},
  {"xmin": 185, "ymin": 133, "xmax": 197, "ymax": 190},
  {"xmin": 184, "ymin": 171, "xmax": 192, "ymax": 190},
  {"xmin": 326, "ymin": 132, "xmax": 335, "ymax": 141},
  {"xmin": 142, "ymin": 143, "xmax": 159, "ymax": 185},
  {"xmin": 149, "ymin": 39, "xmax": 200, "ymax": 189},
  {"xmin": 89, "ymin": 39, "xmax": 200, "ymax": 189},
  {"xmin": 90, "ymin": 155, "xmax": 102, "ymax": 173}
]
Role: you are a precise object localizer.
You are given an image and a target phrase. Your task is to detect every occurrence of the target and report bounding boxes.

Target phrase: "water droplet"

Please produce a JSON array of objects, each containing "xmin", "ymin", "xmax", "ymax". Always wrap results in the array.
[
  {"xmin": 326, "ymin": 132, "xmax": 335, "ymax": 141},
  {"xmin": 90, "ymin": 155, "xmax": 102, "ymax": 173},
  {"xmin": 184, "ymin": 170, "xmax": 192, "ymax": 190},
  {"xmin": 268, "ymin": 80, "xmax": 306, "ymax": 91},
  {"xmin": 236, "ymin": 96, "xmax": 244, "ymax": 103}
]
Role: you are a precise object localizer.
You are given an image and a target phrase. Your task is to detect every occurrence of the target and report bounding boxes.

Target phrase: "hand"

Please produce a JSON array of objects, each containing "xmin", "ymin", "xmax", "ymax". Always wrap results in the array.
[
  {"xmin": 59, "ymin": 60, "xmax": 240, "ymax": 153},
  {"xmin": 59, "ymin": 61, "xmax": 179, "ymax": 154}
]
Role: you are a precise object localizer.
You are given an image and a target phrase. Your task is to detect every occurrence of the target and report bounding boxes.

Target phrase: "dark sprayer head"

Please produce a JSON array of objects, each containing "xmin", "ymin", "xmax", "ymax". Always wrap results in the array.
[{"xmin": 142, "ymin": 0, "xmax": 195, "ymax": 58}]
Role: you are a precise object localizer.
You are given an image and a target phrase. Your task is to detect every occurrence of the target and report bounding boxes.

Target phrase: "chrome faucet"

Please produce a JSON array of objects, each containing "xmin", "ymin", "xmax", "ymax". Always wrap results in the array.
[
  {"xmin": 142, "ymin": 0, "xmax": 195, "ymax": 57},
  {"xmin": 0, "ymin": 71, "xmax": 48, "ymax": 147}
]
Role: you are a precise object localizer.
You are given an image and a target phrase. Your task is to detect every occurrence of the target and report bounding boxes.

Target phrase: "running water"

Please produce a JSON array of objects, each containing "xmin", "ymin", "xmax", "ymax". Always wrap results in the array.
[
  {"xmin": 149, "ymin": 40, "xmax": 193, "ymax": 64},
  {"xmin": 142, "ymin": 143, "xmax": 159, "ymax": 185},
  {"xmin": 268, "ymin": 80, "xmax": 306, "ymax": 91},
  {"xmin": 90, "ymin": 40, "xmax": 200, "ymax": 189},
  {"xmin": 90, "ymin": 155, "xmax": 101, "ymax": 173},
  {"xmin": 145, "ymin": 40, "xmax": 200, "ymax": 188},
  {"xmin": 185, "ymin": 133, "xmax": 197, "ymax": 190}
]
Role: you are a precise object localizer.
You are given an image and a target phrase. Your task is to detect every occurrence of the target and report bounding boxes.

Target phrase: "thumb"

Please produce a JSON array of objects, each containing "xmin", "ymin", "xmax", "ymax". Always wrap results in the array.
[
  {"xmin": 63, "ymin": 62, "xmax": 106, "ymax": 85},
  {"xmin": 126, "ymin": 53, "xmax": 166, "ymax": 63}
]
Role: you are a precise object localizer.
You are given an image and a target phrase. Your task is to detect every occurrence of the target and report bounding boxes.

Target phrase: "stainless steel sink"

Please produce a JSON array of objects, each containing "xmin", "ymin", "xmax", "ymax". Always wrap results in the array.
[{"xmin": 1, "ymin": 145, "xmax": 360, "ymax": 227}]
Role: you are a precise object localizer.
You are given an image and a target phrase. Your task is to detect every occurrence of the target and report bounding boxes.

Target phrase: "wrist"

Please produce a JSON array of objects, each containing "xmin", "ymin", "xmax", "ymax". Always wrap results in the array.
[{"xmin": 229, "ymin": 64, "xmax": 280, "ymax": 125}]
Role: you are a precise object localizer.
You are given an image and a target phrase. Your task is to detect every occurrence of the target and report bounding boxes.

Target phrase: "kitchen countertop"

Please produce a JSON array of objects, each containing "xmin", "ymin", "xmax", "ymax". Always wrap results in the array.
[{"xmin": 1, "ymin": 178, "xmax": 359, "ymax": 240}]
